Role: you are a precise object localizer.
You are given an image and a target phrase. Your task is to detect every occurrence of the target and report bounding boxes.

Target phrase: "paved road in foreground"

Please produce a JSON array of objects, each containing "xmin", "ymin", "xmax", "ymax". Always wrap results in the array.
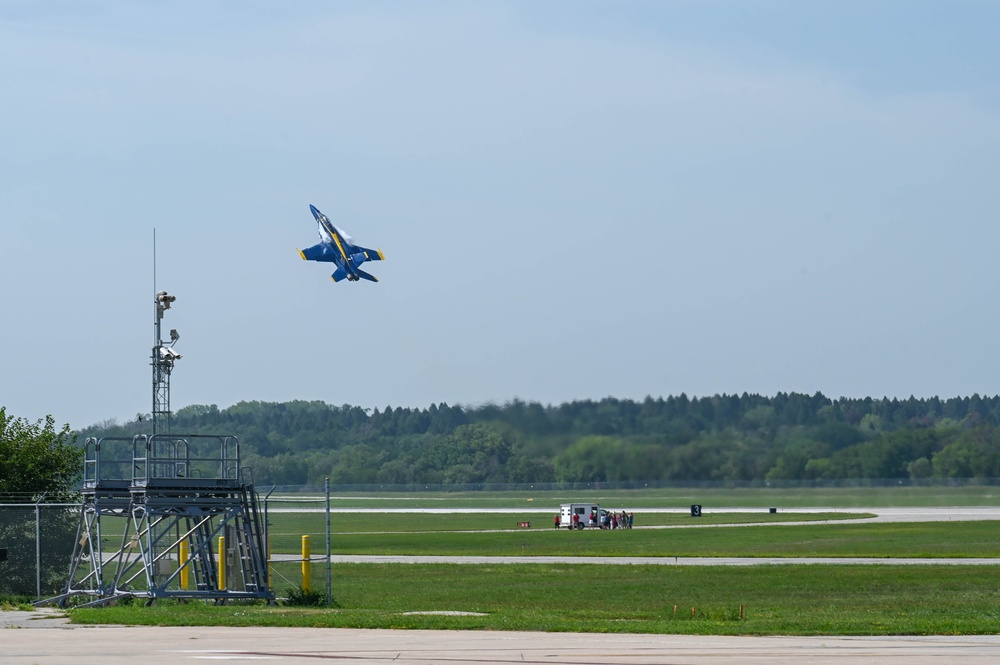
[{"xmin": 4, "ymin": 621, "xmax": 1000, "ymax": 665}]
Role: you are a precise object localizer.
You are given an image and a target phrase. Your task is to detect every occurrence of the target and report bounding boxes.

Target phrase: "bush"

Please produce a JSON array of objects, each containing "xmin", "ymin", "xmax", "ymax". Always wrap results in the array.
[{"xmin": 282, "ymin": 586, "xmax": 331, "ymax": 607}]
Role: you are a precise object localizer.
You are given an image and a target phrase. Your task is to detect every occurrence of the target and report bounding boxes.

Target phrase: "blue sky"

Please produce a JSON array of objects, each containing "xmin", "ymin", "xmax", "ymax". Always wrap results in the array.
[{"xmin": 2, "ymin": 1, "xmax": 999, "ymax": 429}]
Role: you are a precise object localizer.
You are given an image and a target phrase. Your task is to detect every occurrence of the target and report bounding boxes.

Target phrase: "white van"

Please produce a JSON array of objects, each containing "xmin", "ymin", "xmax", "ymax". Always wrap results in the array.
[{"xmin": 559, "ymin": 503, "xmax": 601, "ymax": 529}]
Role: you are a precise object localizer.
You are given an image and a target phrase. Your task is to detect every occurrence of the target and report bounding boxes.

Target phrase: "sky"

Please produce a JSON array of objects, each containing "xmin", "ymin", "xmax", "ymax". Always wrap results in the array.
[{"xmin": 2, "ymin": 1, "xmax": 999, "ymax": 430}]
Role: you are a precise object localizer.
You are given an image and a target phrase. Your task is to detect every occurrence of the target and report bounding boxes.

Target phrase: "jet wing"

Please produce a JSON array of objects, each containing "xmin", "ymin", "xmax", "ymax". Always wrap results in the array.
[
  {"xmin": 298, "ymin": 243, "xmax": 337, "ymax": 262},
  {"xmin": 356, "ymin": 246, "xmax": 385, "ymax": 262}
]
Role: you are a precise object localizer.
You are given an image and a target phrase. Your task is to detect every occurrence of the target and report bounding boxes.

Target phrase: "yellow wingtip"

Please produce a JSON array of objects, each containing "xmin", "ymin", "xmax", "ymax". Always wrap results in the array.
[
  {"xmin": 377, "ymin": 248, "xmax": 385, "ymax": 260},
  {"xmin": 297, "ymin": 248, "xmax": 306, "ymax": 261}
]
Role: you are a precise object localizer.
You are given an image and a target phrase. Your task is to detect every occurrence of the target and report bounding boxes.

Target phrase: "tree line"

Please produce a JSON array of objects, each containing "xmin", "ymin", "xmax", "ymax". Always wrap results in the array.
[{"xmin": 72, "ymin": 392, "xmax": 1000, "ymax": 486}]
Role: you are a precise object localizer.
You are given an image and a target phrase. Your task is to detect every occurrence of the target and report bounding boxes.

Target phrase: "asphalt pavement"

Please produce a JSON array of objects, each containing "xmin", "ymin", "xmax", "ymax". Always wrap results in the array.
[{"xmin": 4, "ymin": 620, "xmax": 1000, "ymax": 664}]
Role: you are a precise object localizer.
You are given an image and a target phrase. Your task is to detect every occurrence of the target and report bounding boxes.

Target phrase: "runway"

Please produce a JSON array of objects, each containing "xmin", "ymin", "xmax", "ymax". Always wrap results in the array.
[
  {"xmin": 295, "ymin": 554, "xmax": 1000, "ymax": 565},
  {"xmin": 271, "ymin": 505, "xmax": 1000, "ymax": 524}
]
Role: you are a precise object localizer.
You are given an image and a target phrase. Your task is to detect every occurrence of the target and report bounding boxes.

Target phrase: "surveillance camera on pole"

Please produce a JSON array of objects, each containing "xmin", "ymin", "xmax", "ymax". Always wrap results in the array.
[
  {"xmin": 156, "ymin": 291, "xmax": 176, "ymax": 320},
  {"xmin": 152, "ymin": 291, "xmax": 180, "ymax": 435}
]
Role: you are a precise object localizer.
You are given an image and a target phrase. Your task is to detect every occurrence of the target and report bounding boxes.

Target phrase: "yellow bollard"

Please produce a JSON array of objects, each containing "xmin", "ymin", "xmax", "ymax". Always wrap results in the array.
[
  {"xmin": 218, "ymin": 535, "xmax": 226, "ymax": 590},
  {"xmin": 179, "ymin": 540, "xmax": 189, "ymax": 590},
  {"xmin": 301, "ymin": 535, "xmax": 311, "ymax": 593}
]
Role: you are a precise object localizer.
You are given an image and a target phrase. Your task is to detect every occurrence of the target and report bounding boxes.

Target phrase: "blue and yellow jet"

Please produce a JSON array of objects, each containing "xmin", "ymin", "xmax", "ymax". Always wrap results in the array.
[{"xmin": 297, "ymin": 204, "xmax": 385, "ymax": 283}]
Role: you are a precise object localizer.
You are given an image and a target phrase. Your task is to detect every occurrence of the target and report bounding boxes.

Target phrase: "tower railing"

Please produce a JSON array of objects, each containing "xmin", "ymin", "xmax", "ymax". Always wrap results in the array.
[{"xmin": 131, "ymin": 434, "xmax": 240, "ymax": 488}]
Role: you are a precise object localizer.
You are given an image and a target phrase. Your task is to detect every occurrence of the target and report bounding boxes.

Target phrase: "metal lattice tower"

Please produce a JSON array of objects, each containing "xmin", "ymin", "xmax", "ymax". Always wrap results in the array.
[
  {"xmin": 152, "ymin": 291, "xmax": 180, "ymax": 435},
  {"xmin": 49, "ymin": 434, "xmax": 272, "ymax": 607},
  {"xmin": 38, "ymin": 288, "xmax": 272, "ymax": 609}
]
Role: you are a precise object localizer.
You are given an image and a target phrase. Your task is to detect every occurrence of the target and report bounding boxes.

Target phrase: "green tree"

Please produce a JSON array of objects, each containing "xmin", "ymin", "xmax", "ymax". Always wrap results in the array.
[
  {"xmin": 553, "ymin": 436, "xmax": 623, "ymax": 483},
  {"xmin": 0, "ymin": 408, "xmax": 81, "ymax": 499},
  {"xmin": 442, "ymin": 424, "xmax": 513, "ymax": 483},
  {"xmin": 932, "ymin": 439, "xmax": 983, "ymax": 478},
  {"xmin": 907, "ymin": 457, "xmax": 932, "ymax": 479},
  {"xmin": 0, "ymin": 408, "xmax": 83, "ymax": 597},
  {"xmin": 765, "ymin": 431, "xmax": 830, "ymax": 481},
  {"xmin": 932, "ymin": 428, "xmax": 1000, "ymax": 478}
]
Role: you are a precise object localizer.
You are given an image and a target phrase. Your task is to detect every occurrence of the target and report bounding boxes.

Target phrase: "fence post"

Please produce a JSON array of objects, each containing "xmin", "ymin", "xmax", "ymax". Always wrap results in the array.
[
  {"xmin": 179, "ymin": 540, "xmax": 189, "ymax": 590},
  {"xmin": 302, "ymin": 535, "xmax": 311, "ymax": 593},
  {"xmin": 34, "ymin": 494, "xmax": 46, "ymax": 599},
  {"xmin": 218, "ymin": 535, "xmax": 226, "ymax": 590},
  {"xmin": 325, "ymin": 478, "xmax": 331, "ymax": 606},
  {"xmin": 264, "ymin": 486, "xmax": 275, "ymax": 591}
]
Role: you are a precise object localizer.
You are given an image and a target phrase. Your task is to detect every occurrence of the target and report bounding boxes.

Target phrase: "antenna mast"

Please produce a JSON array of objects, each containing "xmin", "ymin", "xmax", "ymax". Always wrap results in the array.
[{"xmin": 151, "ymin": 230, "xmax": 180, "ymax": 435}]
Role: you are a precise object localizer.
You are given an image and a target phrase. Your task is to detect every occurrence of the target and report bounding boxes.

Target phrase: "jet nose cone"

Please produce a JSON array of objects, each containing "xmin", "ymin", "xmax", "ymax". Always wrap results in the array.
[{"xmin": 309, "ymin": 204, "xmax": 322, "ymax": 219}]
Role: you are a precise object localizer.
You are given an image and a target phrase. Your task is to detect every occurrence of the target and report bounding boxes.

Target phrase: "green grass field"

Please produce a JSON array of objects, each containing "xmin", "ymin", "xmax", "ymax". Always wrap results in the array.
[
  {"xmin": 87, "ymin": 510, "xmax": 864, "ymax": 554},
  {"xmin": 72, "ymin": 563, "xmax": 1000, "ymax": 635},
  {"xmin": 285, "ymin": 520, "xmax": 1000, "ymax": 558},
  {"xmin": 52, "ymin": 487, "xmax": 1000, "ymax": 634},
  {"xmin": 263, "ymin": 510, "xmax": 864, "ymax": 552},
  {"xmin": 268, "ymin": 508, "xmax": 848, "ymax": 533}
]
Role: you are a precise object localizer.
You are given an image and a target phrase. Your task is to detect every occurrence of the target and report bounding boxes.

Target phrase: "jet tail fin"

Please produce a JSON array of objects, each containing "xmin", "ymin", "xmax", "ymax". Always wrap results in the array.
[
  {"xmin": 355, "ymin": 268, "xmax": 379, "ymax": 282},
  {"xmin": 331, "ymin": 267, "xmax": 349, "ymax": 282}
]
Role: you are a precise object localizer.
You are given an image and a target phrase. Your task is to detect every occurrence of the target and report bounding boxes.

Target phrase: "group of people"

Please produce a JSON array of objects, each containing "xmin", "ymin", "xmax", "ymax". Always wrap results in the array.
[
  {"xmin": 596, "ymin": 509, "xmax": 633, "ymax": 529},
  {"xmin": 556, "ymin": 510, "xmax": 634, "ymax": 529}
]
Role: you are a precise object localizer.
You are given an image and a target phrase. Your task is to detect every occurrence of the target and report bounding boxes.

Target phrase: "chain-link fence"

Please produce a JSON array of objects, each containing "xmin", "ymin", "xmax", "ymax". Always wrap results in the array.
[
  {"xmin": 261, "ymin": 492, "xmax": 332, "ymax": 604},
  {"xmin": 0, "ymin": 494, "xmax": 331, "ymax": 602},
  {"xmin": 0, "ymin": 502, "xmax": 79, "ymax": 598}
]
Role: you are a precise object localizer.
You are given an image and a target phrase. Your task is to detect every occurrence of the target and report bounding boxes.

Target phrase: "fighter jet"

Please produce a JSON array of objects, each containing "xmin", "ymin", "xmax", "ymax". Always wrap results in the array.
[{"xmin": 297, "ymin": 204, "xmax": 385, "ymax": 283}]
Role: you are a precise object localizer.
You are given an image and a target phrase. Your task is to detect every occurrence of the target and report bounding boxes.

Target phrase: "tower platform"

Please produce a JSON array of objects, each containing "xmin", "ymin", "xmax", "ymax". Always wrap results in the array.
[{"xmin": 42, "ymin": 434, "xmax": 272, "ymax": 607}]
